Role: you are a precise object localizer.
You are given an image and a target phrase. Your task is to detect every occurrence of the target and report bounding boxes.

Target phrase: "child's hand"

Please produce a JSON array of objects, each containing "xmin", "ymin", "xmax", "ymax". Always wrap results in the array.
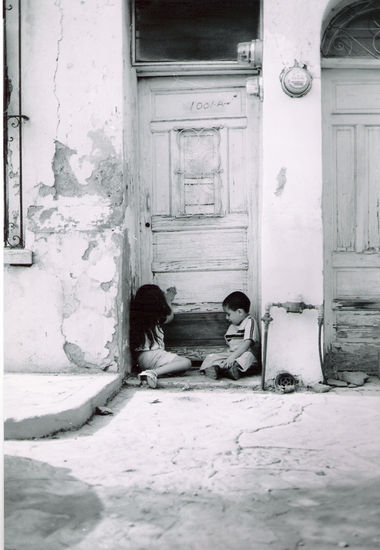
[
  {"xmin": 165, "ymin": 286, "xmax": 177, "ymax": 303},
  {"xmin": 225, "ymin": 356, "xmax": 236, "ymax": 368}
]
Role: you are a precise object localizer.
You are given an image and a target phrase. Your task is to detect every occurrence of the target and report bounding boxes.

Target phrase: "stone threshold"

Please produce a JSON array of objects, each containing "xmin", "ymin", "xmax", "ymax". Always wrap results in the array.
[
  {"xmin": 124, "ymin": 371, "xmax": 380, "ymax": 394},
  {"xmin": 124, "ymin": 370, "xmax": 262, "ymax": 391}
]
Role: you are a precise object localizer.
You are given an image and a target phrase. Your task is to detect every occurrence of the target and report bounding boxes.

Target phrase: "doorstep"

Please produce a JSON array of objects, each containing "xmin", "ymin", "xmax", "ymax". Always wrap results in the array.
[
  {"xmin": 124, "ymin": 371, "xmax": 380, "ymax": 394},
  {"xmin": 124, "ymin": 369, "xmax": 262, "ymax": 390},
  {"xmin": 4, "ymin": 373, "xmax": 123, "ymax": 440}
]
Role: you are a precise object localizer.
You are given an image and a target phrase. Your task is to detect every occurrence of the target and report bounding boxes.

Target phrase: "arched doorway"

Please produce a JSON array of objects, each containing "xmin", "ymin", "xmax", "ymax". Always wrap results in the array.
[{"xmin": 321, "ymin": 1, "xmax": 380, "ymax": 375}]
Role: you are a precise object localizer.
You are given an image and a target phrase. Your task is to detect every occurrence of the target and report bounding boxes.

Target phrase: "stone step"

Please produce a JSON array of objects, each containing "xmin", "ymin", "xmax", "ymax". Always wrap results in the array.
[{"xmin": 4, "ymin": 373, "xmax": 122, "ymax": 440}]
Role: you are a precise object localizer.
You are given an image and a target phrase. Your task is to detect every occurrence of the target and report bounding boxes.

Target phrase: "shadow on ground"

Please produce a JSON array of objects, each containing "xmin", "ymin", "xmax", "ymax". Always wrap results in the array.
[
  {"xmin": 4, "ymin": 455, "xmax": 103, "ymax": 550},
  {"xmin": 92, "ymin": 477, "xmax": 380, "ymax": 549}
]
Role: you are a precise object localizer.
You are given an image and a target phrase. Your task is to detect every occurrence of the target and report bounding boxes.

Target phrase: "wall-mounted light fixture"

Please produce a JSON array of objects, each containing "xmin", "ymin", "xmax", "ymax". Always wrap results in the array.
[
  {"xmin": 237, "ymin": 39, "xmax": 263, "ymax": 69},
  {"xmin": 246, "ymin": 76, "xmax": 263, "ymax": 101}
]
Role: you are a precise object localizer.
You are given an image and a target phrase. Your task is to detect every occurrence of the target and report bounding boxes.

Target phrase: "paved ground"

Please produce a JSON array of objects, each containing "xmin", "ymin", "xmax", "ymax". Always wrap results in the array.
[
  {"xmin": 4, "ymin": 373, "xmax": 122, "ymax": 439},
  {"xmin": 4, "ymin": 383, "xmax": 380, "ymax": 550}
]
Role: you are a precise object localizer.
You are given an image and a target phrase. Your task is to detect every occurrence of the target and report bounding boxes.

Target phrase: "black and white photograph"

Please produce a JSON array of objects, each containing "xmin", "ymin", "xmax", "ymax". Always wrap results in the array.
[{"xmin": 3, "ymin": 0, "xmax": 380, "ymax": 548}]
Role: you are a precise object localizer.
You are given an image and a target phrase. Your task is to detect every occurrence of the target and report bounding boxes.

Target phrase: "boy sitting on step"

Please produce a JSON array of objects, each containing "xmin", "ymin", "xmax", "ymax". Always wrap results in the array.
[{"xmin": 199, "ymin": 291, "xmax": 259, "ymax": 380}]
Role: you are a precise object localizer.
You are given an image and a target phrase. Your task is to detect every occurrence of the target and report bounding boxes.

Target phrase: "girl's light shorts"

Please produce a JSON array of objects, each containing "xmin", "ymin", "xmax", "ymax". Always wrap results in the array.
[{"xmin": 137, "ymin": 349, "xmax": 178, "ymax": 370}]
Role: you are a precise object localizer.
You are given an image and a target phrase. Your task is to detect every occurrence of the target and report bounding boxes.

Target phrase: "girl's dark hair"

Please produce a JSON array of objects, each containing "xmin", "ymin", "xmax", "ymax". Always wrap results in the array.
[
  {"xmin": 222, "ymin": 291, "xmax": 250, "ymax": 313},
  {"xmin": 129, "ymin": 284, "xmax": 171, "ymax": 355}
]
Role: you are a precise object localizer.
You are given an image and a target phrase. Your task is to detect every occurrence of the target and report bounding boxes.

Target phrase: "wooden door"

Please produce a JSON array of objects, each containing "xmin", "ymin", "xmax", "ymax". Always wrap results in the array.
[
  {"xmin": 323, "ymin": 69, "xmax": 380, "ymax": 374},
  {"xmin": 138, "ymin": 76, "xmax": 260, "ymax": 320}
]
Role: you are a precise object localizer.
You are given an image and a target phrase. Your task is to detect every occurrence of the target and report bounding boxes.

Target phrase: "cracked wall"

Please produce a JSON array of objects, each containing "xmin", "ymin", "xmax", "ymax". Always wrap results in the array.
[
  {"xmin": 4, "ymin": 0, "xmax": 138, "ymax": 374},
  {"xmin": 5, "ymin": 0, "xmax": 337, "ymax": 383}
]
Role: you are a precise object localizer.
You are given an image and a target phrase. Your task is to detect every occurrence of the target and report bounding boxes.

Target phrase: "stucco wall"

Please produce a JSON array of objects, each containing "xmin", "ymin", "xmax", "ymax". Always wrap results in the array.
[
  {"xmin": 4, "ymin": 0, "xmax": 138, "ymax": 373},
  {"xmin": 4, "ymin": 0, "xmax": 346, "ymax": 381},
  {"xmin": 261, "ymin": 0, "xmax": 333, "ymax": 386}
]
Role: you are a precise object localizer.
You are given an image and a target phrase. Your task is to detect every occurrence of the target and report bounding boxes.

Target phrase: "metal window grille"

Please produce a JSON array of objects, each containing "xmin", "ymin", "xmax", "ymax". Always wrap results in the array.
[
  {"xmin": 3, "ymin": 0, "xmax": 28, "ymax": 248},
  {"xmin": 321, "ymin": 0, "xmax": 380, "ymax": 58}
]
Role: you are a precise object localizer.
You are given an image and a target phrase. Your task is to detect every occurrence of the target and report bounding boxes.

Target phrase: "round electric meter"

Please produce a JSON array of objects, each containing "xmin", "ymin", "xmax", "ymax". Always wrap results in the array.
[{"xmin": 280, "ymin": 64, "xmax": 312, "ymax": 98}]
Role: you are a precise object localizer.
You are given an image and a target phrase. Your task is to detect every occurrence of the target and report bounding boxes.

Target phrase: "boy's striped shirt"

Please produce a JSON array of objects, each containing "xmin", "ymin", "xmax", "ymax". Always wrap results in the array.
[{"xmin": 225, "ymin": 315, "xmax": 258, "ymax": 352}]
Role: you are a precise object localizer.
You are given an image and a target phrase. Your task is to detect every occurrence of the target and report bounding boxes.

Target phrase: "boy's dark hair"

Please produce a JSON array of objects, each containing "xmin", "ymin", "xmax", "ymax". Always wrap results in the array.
[{"xmin": 223, "ymin": 291, "xmax": 250, "ymax": 313}]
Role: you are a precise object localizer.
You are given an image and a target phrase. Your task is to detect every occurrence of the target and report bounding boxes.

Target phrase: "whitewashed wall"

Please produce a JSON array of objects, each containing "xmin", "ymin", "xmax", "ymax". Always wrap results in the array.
[
  {"xmin": 4, "ymin": 0, "xmax": 138, "ymax": 373},
  {"xmin": 4, "ymin": 0, "xmax": 345, "ymax": 381},
  {"xmin": 261, "ymin": 0, "xmax": 340, "ymax": 386}
]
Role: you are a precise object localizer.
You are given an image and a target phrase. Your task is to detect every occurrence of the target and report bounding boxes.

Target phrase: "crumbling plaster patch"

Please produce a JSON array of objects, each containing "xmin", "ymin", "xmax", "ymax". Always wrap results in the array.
[
  {"xmin": 62, "ymin": 305, "xmax": 117, "ymax": 365},
  {"xmin": 51, "ymin": 140, "xmax": 123, "ymax": 204},
  {"xmin": 7, "ymin": 0, "xmax": 131, "ymax": 374},
  {"xmin": 31, "ymin": 138, "xmax": 124, "ymax": 232},
  {"xmin": 87, "ymin": 128, "xmax": 117, "ymax": 161},
  {"xmin": 23, "ymin": 132, "xmax": 127, "ymax": 371},
  {"xmin": 82, "ymin": 240, "xmax": 97, "ymax": 261},
  {"xmin": 63, "ymin": 342, "xmax": 98, "ymax": 370},
  {"xmin": 39, "ymin": 207, "xmax": 58, "ymax": 224},
  {"xmin": 56, "ymin": 232, "xmax": 121, "ymax": 369},
  {"xmin": 275, "ymin": 167, "xmax": 287, "ymax": 196}
]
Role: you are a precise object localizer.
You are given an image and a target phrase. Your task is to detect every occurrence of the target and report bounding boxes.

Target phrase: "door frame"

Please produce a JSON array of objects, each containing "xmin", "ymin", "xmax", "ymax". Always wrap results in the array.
[{"xmin": 136, "ymin": 73, "xmax": 262, "ymax": 320}]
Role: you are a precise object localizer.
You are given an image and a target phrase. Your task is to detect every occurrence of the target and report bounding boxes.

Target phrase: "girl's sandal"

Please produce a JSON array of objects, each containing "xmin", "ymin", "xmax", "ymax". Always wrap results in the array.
[{"xmin": 138, "ymin": 370, "xmax": 158, "ymax": 389}]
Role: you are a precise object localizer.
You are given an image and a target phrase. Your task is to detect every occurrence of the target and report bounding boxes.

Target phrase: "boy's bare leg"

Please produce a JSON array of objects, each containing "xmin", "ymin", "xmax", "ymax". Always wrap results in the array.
[{"xmin": 154, "ymin": 357, "xmax": 191, "ymax": 376}]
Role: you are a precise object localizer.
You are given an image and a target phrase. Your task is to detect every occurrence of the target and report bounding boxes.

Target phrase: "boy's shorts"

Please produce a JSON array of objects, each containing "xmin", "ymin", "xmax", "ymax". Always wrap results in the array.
[
  {"xmin": 200, "ymin": 350, "xmax": 257, "ymax": 372},
  {"xmin": 137, "ymin": 349, "xmax": 178, "ymax": 370}
]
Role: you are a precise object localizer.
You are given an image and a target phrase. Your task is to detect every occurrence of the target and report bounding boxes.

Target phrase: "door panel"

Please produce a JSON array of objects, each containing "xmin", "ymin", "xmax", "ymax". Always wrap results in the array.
[
  {"xmin": 156, "ymin": 271, "xmax": 248, "ymax": 305},
  {"xmin": 152, "ymin": 228, "xmax": 248, "ymax": 272},
  {"xmin": 323, "ymin": 69, "xmax": 380, "ymax": 373},
  {"xmin": 152, "ymin": 87, "xmax": 246, "ymax": 119},
  {"xmin": 138, "ymin": 76, "xmax": 259, "ymax": 314}
]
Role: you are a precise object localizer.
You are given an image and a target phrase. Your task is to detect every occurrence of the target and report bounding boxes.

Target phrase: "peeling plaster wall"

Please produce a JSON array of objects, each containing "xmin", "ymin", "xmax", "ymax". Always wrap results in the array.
[
  {"xmin": 5, "ymin": 0, "xmax": 347, "ymax": 381},
  {"xmin": 4, "ymin": 0, "xmax": 138, "ymax": 373},
  {"xmin": 261, "ymin": 0, "xmax": 331, "ymax": 386}
]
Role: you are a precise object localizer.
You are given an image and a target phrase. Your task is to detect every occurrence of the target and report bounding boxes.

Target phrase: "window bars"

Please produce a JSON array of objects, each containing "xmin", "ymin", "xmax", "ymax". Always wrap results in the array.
[
  {"xmin": 321, "ymin": 0, "xmax": 380, "ymax": 58},
  {"xmin": 3, "ymin": 0, "xmax": 28, "ymax": 248}
]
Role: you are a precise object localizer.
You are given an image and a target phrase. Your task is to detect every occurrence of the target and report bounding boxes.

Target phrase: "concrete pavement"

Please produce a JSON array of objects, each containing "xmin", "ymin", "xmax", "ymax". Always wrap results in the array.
[
  {"xmin": 4, "ymin": 373, "xmax": 122, "ymax": 439},
  {"xmin": 4, "ymin": 370, "xmax": 262, "ymax": 439},
  {"xmin": 5, "ymin": 369, "xmax": 379, "ymax": 440},
  {"xmin": 4, "ymin": 382, "xmax": 380, "ymax": 550}
]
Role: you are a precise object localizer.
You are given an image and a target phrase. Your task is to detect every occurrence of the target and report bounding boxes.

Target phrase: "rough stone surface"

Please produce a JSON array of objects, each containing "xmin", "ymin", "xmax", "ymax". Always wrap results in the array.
[
  {"xmin": 326, "ymin": 378, "xmax": 348, "ymax": 387},
  {"xmin": 309, "ymin": 383, "xmax": 331, "ymax": 393},
  {"xmin": 4, "ymin": 373, "xmax": 122, "ymax": 439},
  {"xmin": 125, "ymin": 371, "xmax": 262, "ymax": 391},
  {"xmin": 5, "ymin": 386, "xmax": 380, "ymax": 550},
  {"xmin": 338, "ymin": 371, "xmax": 369, "ymax": 386}
]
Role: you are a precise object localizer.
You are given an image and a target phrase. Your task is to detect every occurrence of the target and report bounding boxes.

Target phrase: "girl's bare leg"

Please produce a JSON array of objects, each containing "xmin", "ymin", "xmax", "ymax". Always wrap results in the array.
[{"xmin": 154, "ymin": 357, "xmax": 191, "ymax": 377}]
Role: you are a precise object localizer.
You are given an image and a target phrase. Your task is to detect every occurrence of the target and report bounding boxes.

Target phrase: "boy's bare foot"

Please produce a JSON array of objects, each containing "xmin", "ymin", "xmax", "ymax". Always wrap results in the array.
[
  {"xmin": 226, "ymin": 363, "xmax": 241, "ymax": 380},
  {"xmin": 204, "ymin": 365, "xmax": 220, "ymax": 380}
]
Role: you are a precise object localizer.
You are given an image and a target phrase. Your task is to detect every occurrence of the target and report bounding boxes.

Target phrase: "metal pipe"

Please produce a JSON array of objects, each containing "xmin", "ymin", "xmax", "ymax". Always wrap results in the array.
[
  {"xmin": 260, "ymin": 305, "xmax": 273, "ymax": 390},
  {"xmin": 317, "ymin": 304, "xmax": 324, "ymax": 376}
]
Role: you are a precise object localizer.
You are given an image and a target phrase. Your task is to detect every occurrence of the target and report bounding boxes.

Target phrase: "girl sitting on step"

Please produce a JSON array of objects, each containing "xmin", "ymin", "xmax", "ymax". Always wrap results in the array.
[{"xmin": 130, "ymin": 284, "xmax": 191, "ymax": 388}]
